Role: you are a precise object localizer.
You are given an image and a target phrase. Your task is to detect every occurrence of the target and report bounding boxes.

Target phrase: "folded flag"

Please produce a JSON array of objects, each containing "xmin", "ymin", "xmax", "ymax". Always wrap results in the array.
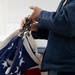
[
  {"xmin": 22, "ymin": 67, "xmax": 41, "ymax": 75},
  {"xmin": 0, "ymin": 35, "xmax": 41, "ymax": 75}
]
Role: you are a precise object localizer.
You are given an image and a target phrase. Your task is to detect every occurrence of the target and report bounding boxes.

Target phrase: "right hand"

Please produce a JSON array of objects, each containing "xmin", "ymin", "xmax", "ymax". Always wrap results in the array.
[
  {"xmin": 29, "ymin": 6, "xmax": 42, "ymax": 21},
  {"xmin": 20, "ymin": 17, "xmax": 38, "ymax": 31},
  {"xmin": 20, "ymin": 6, "xmax": 42, "ymax": 31}
]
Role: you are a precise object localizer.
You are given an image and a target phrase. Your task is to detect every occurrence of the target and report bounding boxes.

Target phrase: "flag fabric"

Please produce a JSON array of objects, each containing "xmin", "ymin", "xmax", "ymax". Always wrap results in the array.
[
  {"xmin": 22, "ymin": 67, "xmax": 41, "ymax": 75},
  {"xmin": 0, "ymin": 30, "xmax": 41, "ymax": 75}
]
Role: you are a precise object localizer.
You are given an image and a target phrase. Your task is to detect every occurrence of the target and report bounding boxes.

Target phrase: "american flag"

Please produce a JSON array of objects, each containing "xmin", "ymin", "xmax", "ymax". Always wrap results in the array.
[{"xmin": 0, "ymin": 35, "xmax": 41, "ymax": 75}]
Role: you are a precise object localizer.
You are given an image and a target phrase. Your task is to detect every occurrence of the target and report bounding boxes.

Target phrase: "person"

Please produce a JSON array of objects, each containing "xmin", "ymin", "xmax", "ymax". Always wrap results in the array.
[{"xmin": 21, "ymin": 0, "xmax": 75, "ymax": 75}]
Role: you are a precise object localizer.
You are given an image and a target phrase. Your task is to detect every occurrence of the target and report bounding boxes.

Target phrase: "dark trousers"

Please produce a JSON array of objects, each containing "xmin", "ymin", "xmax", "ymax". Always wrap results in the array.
[{"xmin": 48, "ymin": 71, "xmax": 75, "ymax": 75}]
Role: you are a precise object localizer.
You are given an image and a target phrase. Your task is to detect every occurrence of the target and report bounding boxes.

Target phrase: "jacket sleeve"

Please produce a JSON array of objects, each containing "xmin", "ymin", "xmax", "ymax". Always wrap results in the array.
[{"xmin": 38, "ymin": 1, "xmax": 75, "ymax": 37}]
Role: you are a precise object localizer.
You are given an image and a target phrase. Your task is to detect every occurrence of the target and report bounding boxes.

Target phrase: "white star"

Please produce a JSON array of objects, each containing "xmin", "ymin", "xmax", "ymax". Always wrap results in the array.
[
  {"xmin": 6, "ymin": 59, "xmax": 13, "ymax": 66},
  {"xmin": 19, "ymin": 51, "xmax": 22, "ymax": 59},
  {"xmin": 2, "ymin": 60, "xmax": 8, "ymax": 69},
  {"xmin": 8, "ymin": 43, "xmax": 14, "ymax": 50},
  {"xmin": 14, "ymin": 67, "xmax": 19, "ymax": 73},
  {"xmin": 5, "ymin": 67, "xmax": 11, "ymax": 74},
  {"xmin": 19, "ymin": 57, "xmax": 25, "ymax": 66}
]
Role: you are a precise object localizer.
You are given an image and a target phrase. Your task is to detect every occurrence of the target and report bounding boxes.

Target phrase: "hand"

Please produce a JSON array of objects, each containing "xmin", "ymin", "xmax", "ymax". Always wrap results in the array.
[
  {"xmin": 29, "ymin": 6, "xmax": 42, "ymax": 21},
  {"xmin": 20, "ymin": 17, "xmax": 38, "ymax": 31},
  {"xmin": 20, "ymin": 6, "xmax": 42, "ymax": 31}
]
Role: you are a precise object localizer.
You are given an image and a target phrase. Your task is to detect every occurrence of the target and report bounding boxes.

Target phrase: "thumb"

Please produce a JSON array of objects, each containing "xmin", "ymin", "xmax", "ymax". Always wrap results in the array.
[
  {"xmin": 28, "ymin": 6, "xmax": 36, "ymax": 20},
  {"xmin": 29, "ymin": 6, "xmax": 36, "ymax": 10}
]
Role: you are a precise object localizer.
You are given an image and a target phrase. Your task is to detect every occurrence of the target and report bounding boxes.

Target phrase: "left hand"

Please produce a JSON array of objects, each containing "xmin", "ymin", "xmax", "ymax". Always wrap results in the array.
[{"xmin": 20, "ymin": 17, "xmax": 38, "ymax": 31}]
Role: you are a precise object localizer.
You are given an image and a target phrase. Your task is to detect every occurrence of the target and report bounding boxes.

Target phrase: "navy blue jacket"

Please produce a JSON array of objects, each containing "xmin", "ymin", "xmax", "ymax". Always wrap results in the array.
[{"xmin": 32, "ymin": 0, "xmax": 75, "ymax": 72}]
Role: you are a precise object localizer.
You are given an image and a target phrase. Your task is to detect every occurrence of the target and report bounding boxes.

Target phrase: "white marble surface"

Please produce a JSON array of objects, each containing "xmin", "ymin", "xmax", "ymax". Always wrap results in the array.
[{"xmin": 35, "ymin": 39, "xmax": 47, "ymax": 48}]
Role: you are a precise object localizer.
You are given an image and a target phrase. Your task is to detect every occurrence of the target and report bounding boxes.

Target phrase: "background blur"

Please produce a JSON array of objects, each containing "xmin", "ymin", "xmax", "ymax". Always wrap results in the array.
[{"xmin": 0, "ymin": 0, "xmax": 60, "ymax": 41}]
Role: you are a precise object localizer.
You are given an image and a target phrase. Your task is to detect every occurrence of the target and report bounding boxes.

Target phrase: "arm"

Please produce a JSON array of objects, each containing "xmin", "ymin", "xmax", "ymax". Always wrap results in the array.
[{"xmin": 38, "ymin": 1, "xmax": 75, "ymax": 37}]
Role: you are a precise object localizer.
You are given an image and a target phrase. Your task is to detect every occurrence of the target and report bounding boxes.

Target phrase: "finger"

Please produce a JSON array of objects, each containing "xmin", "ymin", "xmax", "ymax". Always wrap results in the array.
[
  {"xmin": 30, "ymin": 23, "xmax": 38, "ymax": 31},
  {"xmin": 21, "ymin": 17, "xmax": 26, "ymax": 25},
  {"xmin": 21, "ymin": 20, "xmax": 24, "ymax": 26},
  {"xmin": 28, "ymin": 6, "xmax": 36, "ymax": 20},
  {"xmin": 23, "ymin": 17, "xmax": 26, "ymax": 24},
  {"xmin": 20, "ymin": 20, "xmax": 24, "ymax": 29},
  {"xmin": 20, "ymin": 19, "xmax": 25, "ymax": 29},
  {"xmin": 29, "ymin": 6, "xmax": 36, "ymax": 10},
  {"xmin": 30, "ymin": 21, "xmax": 36, "ymax": 26}
]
